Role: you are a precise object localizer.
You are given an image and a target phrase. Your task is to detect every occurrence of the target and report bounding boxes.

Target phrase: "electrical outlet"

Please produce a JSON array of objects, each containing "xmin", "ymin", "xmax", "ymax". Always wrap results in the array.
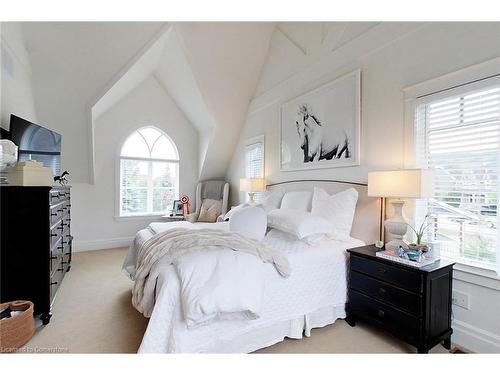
[{"xmin": 452, "ymin": 290, "xmax": 470, "ymax": 310}]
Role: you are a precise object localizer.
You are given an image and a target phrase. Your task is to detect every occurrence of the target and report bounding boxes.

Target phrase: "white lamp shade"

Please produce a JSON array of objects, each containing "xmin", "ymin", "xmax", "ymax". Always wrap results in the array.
[
  {"xmin": 240, "ymin": 178, "xmax": 266, "ymax": 193},
  {"xmin": 368, "ymin": 169, "xmax": 434, "ymax": 198}
]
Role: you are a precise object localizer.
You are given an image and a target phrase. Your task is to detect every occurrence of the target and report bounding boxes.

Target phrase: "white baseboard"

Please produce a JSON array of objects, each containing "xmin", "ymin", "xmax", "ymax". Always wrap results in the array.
[
  {"xmin": 72, "ymin": 236, "xmax": 134, "ymax": 252},
  {"xmin": 452, "ymin": 319, "xmax": 500, "ymax": 353}
]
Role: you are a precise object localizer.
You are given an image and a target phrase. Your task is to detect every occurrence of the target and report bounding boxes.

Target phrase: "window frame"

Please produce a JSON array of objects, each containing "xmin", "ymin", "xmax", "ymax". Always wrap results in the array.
[
  {"xmin": 244, "ymin": 135, "xmax": 265, "ymax": 202},
  {"xmin": 403, "ymin": 60, "xmax": 500, "ymax": 277},
  {"xmin": 115, "ymin": 126, "xmax": 180, "ymax": 219}
]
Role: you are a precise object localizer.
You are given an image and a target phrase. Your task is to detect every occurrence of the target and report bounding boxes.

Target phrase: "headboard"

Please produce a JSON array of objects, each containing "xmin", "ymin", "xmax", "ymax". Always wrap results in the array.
[{"xmin": 266, "ymin": 179, "xmax": 380, "ymax": 245}]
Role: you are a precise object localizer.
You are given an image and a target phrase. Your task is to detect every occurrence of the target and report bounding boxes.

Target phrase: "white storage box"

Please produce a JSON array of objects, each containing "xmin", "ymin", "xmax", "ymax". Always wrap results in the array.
[{"xmin": 7, "ymin": 160, "xmax": 54, "ymax": 186}]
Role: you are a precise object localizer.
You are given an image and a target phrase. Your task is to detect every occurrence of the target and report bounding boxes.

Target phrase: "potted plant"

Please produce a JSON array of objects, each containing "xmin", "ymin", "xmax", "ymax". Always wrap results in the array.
[{"xmin": 407, "ymin": 214, "xmax": 433, "ymax": 253}]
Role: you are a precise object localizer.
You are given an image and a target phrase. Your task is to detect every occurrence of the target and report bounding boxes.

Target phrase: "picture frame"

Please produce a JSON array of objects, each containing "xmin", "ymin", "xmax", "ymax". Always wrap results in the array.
[
  {"xmin": 280, "ymin": 70, "xmax": 361, "ymax": 171},
  {"xmin": 171, "ymin": 199, "xmax": 184, "ymax": 216}
]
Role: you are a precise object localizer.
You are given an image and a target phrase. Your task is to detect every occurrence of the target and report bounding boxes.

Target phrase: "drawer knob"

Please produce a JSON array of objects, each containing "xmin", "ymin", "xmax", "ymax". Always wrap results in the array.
[
  {"xmin": 50, "ymin": 281, "xmax": 58, "ymax": 286},
  {"xmin": 377, "ymin": 268, "xmax": 387, "ymax": 274},
  {"xmin": 378, "ymin": 287, "xmax": 386, "ymax": 295},
  {"xmin": 377, "ymin": 309, "xmax": 385, "ymax": 318}
]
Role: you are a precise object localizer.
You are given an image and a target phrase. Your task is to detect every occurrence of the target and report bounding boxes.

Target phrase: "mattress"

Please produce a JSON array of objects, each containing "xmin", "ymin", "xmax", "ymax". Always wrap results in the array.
[{"xmin": 123, "ymin": 222, "xmax": 364, "ymax": 353}]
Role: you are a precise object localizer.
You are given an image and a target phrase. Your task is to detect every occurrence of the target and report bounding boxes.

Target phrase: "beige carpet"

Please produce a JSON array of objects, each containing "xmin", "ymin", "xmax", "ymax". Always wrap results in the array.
[{"xmin": 21, "ymin": 248, "xmax": 450, "ymax": 354}]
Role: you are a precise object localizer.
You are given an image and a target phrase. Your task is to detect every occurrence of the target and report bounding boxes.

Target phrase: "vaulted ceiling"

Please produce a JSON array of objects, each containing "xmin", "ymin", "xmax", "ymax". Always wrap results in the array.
[
  {"xmin": 21, "ymin": 22, "xmax": 275, "ymax": 182},
  {"xmin": 18, "ymin": 21, "xmax": 385, "ymax": 183}
]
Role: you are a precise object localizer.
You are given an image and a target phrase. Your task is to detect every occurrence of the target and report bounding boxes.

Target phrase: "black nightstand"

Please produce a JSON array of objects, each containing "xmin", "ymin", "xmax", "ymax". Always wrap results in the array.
[{"xmin": 346, "ymin": 245, "xmax": 455, "ymax": 353}]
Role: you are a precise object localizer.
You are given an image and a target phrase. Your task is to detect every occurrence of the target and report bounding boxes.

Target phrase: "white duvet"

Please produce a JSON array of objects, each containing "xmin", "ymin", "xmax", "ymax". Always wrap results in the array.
[
  {"xmin": 123, "ymin": 221, "xmax": 365, "ymax": 353},
  {"xmin": 131, "ymin": 227, "xmax": 290, "ymax": 326}
]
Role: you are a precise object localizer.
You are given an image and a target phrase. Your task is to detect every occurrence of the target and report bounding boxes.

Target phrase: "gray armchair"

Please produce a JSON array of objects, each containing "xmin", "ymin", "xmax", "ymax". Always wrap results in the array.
[{"xmin": 185, "ymin": 180, "xmax": 229, "ymax": 223}]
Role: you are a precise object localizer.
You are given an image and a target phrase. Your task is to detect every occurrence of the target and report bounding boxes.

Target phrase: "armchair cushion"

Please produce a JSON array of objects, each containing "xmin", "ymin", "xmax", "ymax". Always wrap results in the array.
[
  {"xmin": 185, "ymin": 212, "xmax": 199, "ymax": 223},
  {"xmin": 197, "ymin": 198, "xmax": 223, "ymax": 223}
]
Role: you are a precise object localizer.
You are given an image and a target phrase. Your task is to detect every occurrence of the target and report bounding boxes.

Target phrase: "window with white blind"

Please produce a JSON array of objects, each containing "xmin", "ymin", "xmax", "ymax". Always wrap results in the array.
[
  {"xmin": 415, "ymin": 82, "xmax": 499, "ymax": 270},
  {"xmin": 245, "ymin": 135, "xmax": 265, "ymax": 201},
  {"xmin": 119, "ymin": 127, "xmax": 179, "ymax": 216}
]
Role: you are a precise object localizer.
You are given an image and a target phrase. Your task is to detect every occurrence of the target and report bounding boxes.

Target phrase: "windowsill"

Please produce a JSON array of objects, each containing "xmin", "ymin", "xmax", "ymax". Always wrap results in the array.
[
  {"xmin": 448, "ymin": 259, "xmax": 500, "ymax": 291},
  {"xmin": 114, "ymin": 214, "xmax": 164, "ymax": 222}
]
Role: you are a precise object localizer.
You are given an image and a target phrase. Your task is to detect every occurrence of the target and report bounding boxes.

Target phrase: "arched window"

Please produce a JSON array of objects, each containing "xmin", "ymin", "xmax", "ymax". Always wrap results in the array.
[{"xmin": 119, "ymin": 126, "xmax": 179, "ymax": 216}]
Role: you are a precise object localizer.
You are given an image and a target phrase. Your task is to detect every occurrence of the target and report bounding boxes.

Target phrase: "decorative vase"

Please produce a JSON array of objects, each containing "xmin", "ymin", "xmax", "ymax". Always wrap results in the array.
[{"xmin": 384, "ymin": 200, "xmax": 408, "ymax": 251}]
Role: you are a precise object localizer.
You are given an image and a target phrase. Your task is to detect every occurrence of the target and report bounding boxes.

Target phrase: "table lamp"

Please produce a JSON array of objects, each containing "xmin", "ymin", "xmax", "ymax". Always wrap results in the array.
[
  {"xmin": 240, "ymin": 178, "xmax": 266, "ymax": 204},
  {"xmin": 368, "ymin": 169, "xmax": 434, "ymax": 251}
]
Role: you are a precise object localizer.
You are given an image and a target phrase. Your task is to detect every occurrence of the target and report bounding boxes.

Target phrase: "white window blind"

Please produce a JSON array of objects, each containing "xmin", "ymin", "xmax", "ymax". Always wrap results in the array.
[
  {"xmin": 245, "ymin": 137, "xmax": 264, "ymax": 201},
  {"xmin": 415, "ymin": 84, "xmax": 500, "ymax": 270},
  {"xmin": 119, "ymin": 127, "xmax": 179, "ymax": 216},
  {"xmin": 245, "ymin": 142, "xmax": 264, "ymax": 178}
]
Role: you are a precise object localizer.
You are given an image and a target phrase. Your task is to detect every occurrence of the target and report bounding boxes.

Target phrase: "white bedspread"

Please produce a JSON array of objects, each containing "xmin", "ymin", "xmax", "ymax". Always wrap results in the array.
[
  {"xmin": 132, "ymin": 227, "xmax": 290, "ymax": 324},
  {"xmin": 123, "ymin": 222, "xmax": 364, "ymax": 353}
]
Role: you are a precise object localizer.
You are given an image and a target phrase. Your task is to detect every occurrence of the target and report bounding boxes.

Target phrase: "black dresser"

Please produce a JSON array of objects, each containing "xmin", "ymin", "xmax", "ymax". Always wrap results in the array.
[
  {"xmin": 346, "ymin": 245, "xmax": 455, "ymax": 353},
  {"xmin": 0, "ymin": 185, "xmax": 72, "ymax": 324}
]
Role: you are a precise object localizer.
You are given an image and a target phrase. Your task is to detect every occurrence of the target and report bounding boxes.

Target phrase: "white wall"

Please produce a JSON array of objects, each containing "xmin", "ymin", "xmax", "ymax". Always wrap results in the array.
[
  {"xmin": 226, "ymin": 22, "xmax": 500, "ymax": 352},
  {"xmin": 72, "ymin": 76, "xmax": 198, "ymax": 251},
  {"xmin": 20, "ymin": 22, "xmax": 165, "ymax": 183},
  {"xmin": 0, "ymin": 23, "xmax": 37, "ymax": 128}
]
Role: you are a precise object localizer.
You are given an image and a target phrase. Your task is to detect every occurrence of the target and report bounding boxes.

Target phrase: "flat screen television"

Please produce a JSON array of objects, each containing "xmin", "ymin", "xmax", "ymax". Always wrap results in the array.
[{"xmin": 8, "ymin": 114, "xmax": 62, "ymax": 176}]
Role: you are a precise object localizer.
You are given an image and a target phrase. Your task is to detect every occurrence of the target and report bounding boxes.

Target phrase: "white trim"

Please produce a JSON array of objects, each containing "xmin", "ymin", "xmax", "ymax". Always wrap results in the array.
[
  {"xmin": 120, "ymin": 155, "xmax": 180, "ymax": 163},
  {"xmin": 452, "ymin": 318, "xmax": 500, "ymax": 353},
  {"xmin": 113, "ymin": 214, "xmax": 163, "ymax": 222},
  {"xmin": 403, "ymin": 57, "xmax": 500, "ymax": 99},
  {"xmin": 249, "ymin": 22, "xmax": 427, "ymax": 115},
  {"xmin": 453, "ymin": 268, "xmax": 500, "ymax": 291},
  {"xmin": 72, "ymin": 236, "xmax": 134, "ymax": 252},
  {"xmin": 404, "ymin": 59, "xmax": 500, "ymax": 274}
]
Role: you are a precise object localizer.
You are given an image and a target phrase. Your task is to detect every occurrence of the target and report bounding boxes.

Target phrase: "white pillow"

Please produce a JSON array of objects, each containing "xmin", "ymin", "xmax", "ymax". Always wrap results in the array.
[
  {"xmin": 255, "ymin": 190, "xmax": 283, "ymax": 213},
  {"xmin": 223, "ymin": 203, "xmax": 249, "ymax": 221},
  {"xmin": 229, "ymin": 206, "xmax": 267, "ymax": 241},
  {"xmin": 280, "ymin": 191, "xmax": 312, "ymax": 212},
  {"xmin": 311, "ymin": 187, "xmax": 358, "ymax": 241},
  {"xmin": 267, "ymin": 208, "xmax": 331, "ymax": 240}
]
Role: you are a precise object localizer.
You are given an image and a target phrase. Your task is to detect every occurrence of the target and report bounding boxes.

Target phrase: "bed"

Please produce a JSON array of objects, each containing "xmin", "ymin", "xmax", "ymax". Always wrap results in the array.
[{"xmin": 123, "ymin": 180, "xmax": 379, "ymax": 353}]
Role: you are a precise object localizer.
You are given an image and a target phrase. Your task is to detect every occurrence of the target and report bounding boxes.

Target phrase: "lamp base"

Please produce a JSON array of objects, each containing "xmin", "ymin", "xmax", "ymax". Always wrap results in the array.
[
  {"xmin": 247, "ymin": 192, "xmax": 255, "ymax": 204},
  {"xmin": 384, "ymin": 200, "xmax": 408, "ymax": 251},
  {"xmin": 385, "ymin": 239, "xmax": 408, "ymax": 251}
]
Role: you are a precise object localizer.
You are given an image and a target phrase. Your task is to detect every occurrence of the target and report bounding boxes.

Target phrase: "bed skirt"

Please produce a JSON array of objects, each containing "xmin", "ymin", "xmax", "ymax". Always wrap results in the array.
[{"xmin": 194, "ymin": 304, "xmax": 346, "ymax": 353}]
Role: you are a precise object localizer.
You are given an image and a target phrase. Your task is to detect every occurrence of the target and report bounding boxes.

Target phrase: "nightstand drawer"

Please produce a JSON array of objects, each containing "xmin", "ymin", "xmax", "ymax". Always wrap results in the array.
[
  {"xmin": 350, "ymin": 255, "xmax": 423, "ymax": 293},
  {"xmin": 350, "ymin": 271, "xmax": 422, "ymax": 316},
  {"xmin": 349, "ymin": 290, "xmax": 421, "ymax": 342}
]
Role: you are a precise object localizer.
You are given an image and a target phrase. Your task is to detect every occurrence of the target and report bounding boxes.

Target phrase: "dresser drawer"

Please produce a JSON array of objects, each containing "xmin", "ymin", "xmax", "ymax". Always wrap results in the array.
[
  {"xmin": 51, "ymin": 236, "xmax": 64, "ymax": 258},
  {"xmin": 62, "ymin": 252, "xmax": 71, "ymax": 272},
  {"xmin": 351, "ymin": 271, "xmax": 422, "ymax": 316},
  {"xmin": 50, "ymin": 260, "xmax": 65, "ymax": 303},
  {"xmin": 50, "ymin": 253, "xmax": 62, "ymax": 272},
  {"xmin": 50, "ymin": 190, "xmax": 63, "ymax": 204},
  {"xmin": 349, "ymin": 290, "xmax": 422, "ymax": 342},
  {"xmin": 50, "ymin": 221, "xmax": 64, "ymax": 248},
  {"xmin": 50, "ymin": 203, "xmax": 66, "ymax": 225},
  {"xmin": 350, "ymin": 255, "xmax": 423, "ymax": 293}
]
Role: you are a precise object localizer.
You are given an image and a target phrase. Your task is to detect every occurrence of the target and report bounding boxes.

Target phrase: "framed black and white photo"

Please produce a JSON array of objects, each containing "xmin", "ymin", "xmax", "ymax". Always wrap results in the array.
[
  {"xmin": 172, "ymin": 199, "xmax": 184, "ymax": 216},
  {"xmin": 280, "ymin": 70, "xmax": 361, "ymax": 171}
]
